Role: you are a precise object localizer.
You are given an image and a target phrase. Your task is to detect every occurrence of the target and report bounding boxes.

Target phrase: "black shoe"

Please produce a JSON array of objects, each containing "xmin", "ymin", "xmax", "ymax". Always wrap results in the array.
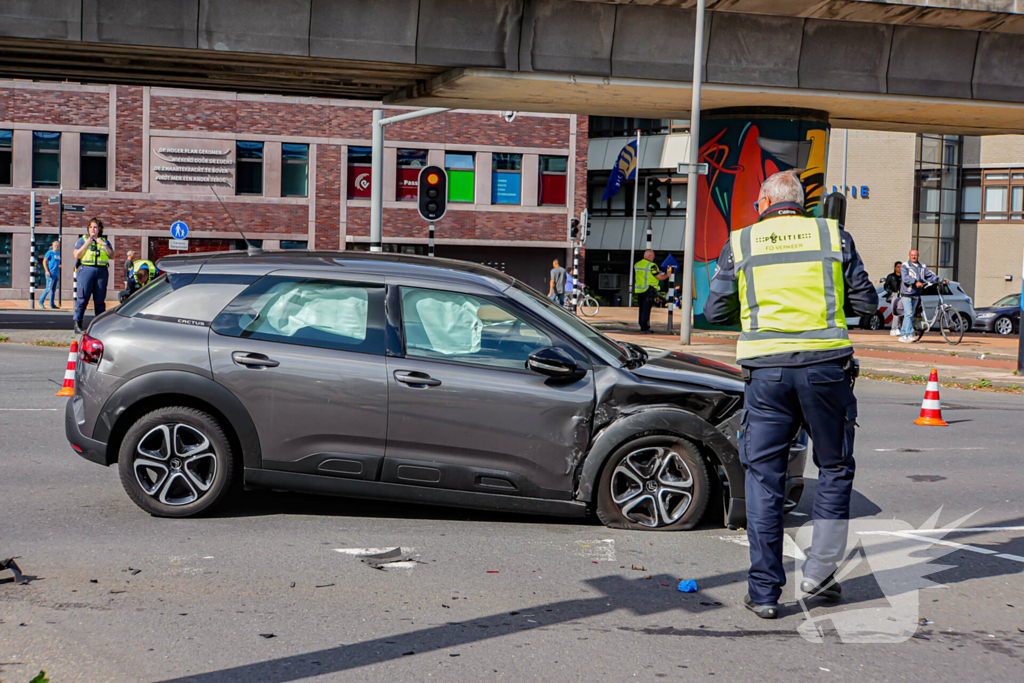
[
  {"xmin": 800, "ymin": 574, "xmax": 841, "ymax": 601},
  {"xmin": 74, "ymin": 322, "xmax": 84, "ymax": 335},
  {"xmin": 743, "ymin": 594, "xmax": 779, "ymax": 619}
]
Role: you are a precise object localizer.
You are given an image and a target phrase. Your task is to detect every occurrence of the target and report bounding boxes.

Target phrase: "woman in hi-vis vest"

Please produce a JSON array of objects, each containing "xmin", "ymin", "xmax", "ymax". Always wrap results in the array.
[{"xmin": 72, "ymin": 217, "xmax": 116, "ymax": 334}]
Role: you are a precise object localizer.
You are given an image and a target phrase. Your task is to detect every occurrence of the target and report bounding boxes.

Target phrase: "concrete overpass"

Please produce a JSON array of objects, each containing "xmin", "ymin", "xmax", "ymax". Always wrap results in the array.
[{"xmin": 3, "ymin": 1, "xmax": 1024, "ymax": 134}]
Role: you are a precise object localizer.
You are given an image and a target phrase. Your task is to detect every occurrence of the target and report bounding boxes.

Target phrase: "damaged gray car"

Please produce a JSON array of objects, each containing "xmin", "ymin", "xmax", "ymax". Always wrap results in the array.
[{"xmin": 66, "ymin": 251, "xmax": 807, "ymax": 531}]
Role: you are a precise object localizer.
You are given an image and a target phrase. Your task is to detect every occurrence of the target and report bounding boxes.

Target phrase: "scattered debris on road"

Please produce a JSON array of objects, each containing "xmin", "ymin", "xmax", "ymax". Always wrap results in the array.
[
  {"xmin": 259, "ymin": 633, "xmax": 276, "ymax": 639},
  {"xmin": 678, "ymin": 579, "xmax": 698, "ymax": 593},
  {"xmin": 359, "ymin": 547, "xmax": 416, "ymax": 570},
  {"xmin": 315, "ymin": 583, "xmax": 336, "ymax": 588},
  {"xmin": 630, "ymin": 564, "xmax": 645, "ymax": 571}
]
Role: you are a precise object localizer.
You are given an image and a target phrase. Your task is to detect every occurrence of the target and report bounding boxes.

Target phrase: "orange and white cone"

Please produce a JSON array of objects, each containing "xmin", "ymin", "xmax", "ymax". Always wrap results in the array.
[
  {"xmin": 913, "ymin": 369, "xmax": 947, "ymax": 426},
  {"xmin": 55, "ymin": 341, "xmax": 78, "ymax": 397}
]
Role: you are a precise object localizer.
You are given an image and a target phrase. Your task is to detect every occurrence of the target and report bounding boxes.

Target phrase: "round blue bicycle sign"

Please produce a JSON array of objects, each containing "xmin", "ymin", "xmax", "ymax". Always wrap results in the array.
[{"xmin": 170, "ymin": 221, "xmax": 189, "ymax": 240}]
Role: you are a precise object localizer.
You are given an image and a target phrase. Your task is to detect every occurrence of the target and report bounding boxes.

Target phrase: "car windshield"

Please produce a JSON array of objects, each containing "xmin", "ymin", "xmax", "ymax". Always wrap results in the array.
[
  {"xmin": 506, "ymin": 281, "xmax": 631, "ymax": 366},
  {"xmin": 992, "ymin": 294, "xmax": 1020, "ymax": 308}
]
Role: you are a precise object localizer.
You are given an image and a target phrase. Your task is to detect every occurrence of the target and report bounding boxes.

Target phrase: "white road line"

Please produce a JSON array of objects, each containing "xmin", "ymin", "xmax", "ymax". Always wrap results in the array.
[
  {"xmin": 334, "ymin": 547, "xmax": 413, "ymax": 555},
  {"xmin": 861, "ymin": 526, "xmax": 1024, "ymax": 534},
  {"xmin": 0, "ymin": 408, "xmax": 60, "ymax": 411},
  {"xmin": 720, "ymin": 535, "xmax": 804, "ymax": 560},
  {"xmin": 857, "ymin": 530, "xmax": 1024, "ymax": 565},
  {"xmin": 875, "ymin": 447, "xmax": 986, "ymax": 452}
]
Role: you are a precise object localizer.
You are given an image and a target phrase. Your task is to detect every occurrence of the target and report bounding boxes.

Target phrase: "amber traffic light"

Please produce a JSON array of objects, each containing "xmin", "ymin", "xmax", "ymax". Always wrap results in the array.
[{"xmin": 418, "ymin": 165, "xmax": 448, "ymax": 221}]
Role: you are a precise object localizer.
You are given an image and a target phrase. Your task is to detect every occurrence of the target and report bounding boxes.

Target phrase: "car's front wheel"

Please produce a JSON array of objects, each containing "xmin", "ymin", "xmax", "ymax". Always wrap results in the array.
[
  {"xmin": 865, "ymin": 313, "xmax": 884, "ymax": 330},
  {"xmin": 118, "ymin": 407, "xmax": 235, "ymax": 517},
  {"xmin": 595, "ymin": 435, "xmax": 710, "ymax": 531}
]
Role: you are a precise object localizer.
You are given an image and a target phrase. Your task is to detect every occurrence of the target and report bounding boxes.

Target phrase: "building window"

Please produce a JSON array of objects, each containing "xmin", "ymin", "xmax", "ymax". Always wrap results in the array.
[
  {"xmin": 347, "ymin": 146, "xmax": 372, "ymax": 199},
  {"xmin": 445, "ymin": 153, "xmax": 475, "ymax": 203},
  {"xmin": 961, "ymin": 170, "xmax": 981, "ymax": 222},
  {"xmin": 538, "ymin": 155, "xmax": 568, "ymax": 206},
  {"xmin": 980, "ymin": 171, "xmax": 1024, "ymax": 221},
  {"xmin": 281, "ymin": 143, "xmax": 309, "ymax": 197},
  {"xmin": 32, "ymin": 132, "xmax": 61, "ymax": 188},
  {"xmin": 0, "ymin": 233, "xmax": 11, "ymax": 287},
  {"xmin": 80, "ymin": 133, "xmax": 108, "ymax": 190},
  {"xmin": 397, "ymin": 149, "xmax": 427, "ymax": 201},
  {"xmin": 31, "ymin": 234, "xmax": 58, "ymax": 288},
  {"xmin": 587, "ymin": 171, "xmax": 686, "ymax": 217},
  {"xmin": 913, "ymin": 134, "xmax": 961, "ymax": 281},
  {"xmin": 590, "ymin": 118, "xmax": 673, "ymax": 138},
  {"xmin": 280, "ymin": 240, "xmax": 308, "ymax": 250},
  {"xmin": 236, "ymin": 141, "xmax": 264, "ymax": 195},
  {"xmin": 492, "ymin": 153, "xmax": 522, "ymax": 204},
  {"xmin": 0, "ymin": 130, "xmax": 11, "ymax": 186}
]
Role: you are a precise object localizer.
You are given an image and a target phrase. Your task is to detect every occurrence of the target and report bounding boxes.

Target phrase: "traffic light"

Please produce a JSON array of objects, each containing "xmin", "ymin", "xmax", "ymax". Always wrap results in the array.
[
  {"xmin": 417, "ymin": 165, "xmax": 448, "ymax": 222},
  {"xmin": 570, "ymin": 218, "xmax": 580, "ymax": 239},
  {"xmin": 646, "ymin": 179, "xmax": 664, "ymax": 214},
  {"xmin": 822, "ymin": 191, "xmax": 847, "ymax": 230}
]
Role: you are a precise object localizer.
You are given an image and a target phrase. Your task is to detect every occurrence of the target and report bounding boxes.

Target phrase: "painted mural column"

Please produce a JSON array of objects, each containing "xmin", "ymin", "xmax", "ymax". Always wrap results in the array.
[{"xmin": 692, "ymin": 108, "xmax": 831, "ymax": 328}]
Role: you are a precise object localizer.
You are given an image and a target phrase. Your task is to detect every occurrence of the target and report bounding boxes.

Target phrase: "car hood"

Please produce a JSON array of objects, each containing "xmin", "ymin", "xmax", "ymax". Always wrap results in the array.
[
  {"xmin": 632, "ymin": 349, "xmax": 744, "ymax": 393},
  {"xmin": 976, "ymin": 306, "xmax": 1018, "ymax": 315}
]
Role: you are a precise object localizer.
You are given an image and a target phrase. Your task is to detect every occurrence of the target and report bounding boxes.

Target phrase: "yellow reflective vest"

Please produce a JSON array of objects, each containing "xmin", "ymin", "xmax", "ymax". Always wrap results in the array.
[
  {"xmin": 131, "ymin": 259, "xmax": 156, "ymax": 283},
  {"xmin": 732, "ymin": 215, "xmax": 852, "ymax": 361},
  {"xmin": 634, "ymin": 259, "xmax": 660, "ymax": 294},
  {"xmin": 79, "ymin": 234, "xmax": 111, "ymax": 267}
]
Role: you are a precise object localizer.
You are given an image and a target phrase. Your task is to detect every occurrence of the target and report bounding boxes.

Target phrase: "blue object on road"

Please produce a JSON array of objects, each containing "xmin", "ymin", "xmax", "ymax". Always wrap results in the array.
[
  {"xmin": 170, "ymin": 221, "xmax": 189, "ymax": 240},
  {"xmin": 677, "ymin": 579, "xmax": 698, "ymax": 593}
]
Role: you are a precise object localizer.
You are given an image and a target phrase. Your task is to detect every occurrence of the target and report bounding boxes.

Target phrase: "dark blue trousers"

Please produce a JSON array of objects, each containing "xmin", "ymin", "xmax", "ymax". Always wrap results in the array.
[
  {"xmin": 75, "ymin": 265, "xmax": 109, "ymax": 323},
  {"xmin": 740, "ymin": 359, "xmax": 857, "ymax": 605}
]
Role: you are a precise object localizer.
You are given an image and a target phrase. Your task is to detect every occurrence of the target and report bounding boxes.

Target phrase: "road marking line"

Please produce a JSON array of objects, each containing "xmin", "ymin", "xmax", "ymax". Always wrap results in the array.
[
  {"xmin": 0, "ymin": 408, "xmax": 60, "ymax": 411},
  {"xmin": 334, "ymin": 547, "xmax": 413, "ymax": 555},
  {"xmin": 875, "ymin": 447, "xmax": 986, "ymax": 452},
  {"xmin": 720, "ymin": 535, "xmax": 804, "ymax": 560},
  {"xmin": 997, "ymin": 553, "xmax": 1024, "ymax": 562},
  {"xmin": 861, "ymin": 526, "xmax": 1024, "ymax": 534},
  {"xmin": 858, "ymin": 530, "xmax": 1024, "ymax": 564}
]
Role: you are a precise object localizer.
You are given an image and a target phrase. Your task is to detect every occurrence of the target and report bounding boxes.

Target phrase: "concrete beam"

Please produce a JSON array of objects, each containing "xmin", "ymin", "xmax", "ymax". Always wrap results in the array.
[
  {"xmin": 706, "ymin": 12, "xmax": 804, "ymax": 88},
  {"xmin": 311, "ymin": 0, "xmax": 418, "ymax": 63},
  {"xmin": 198, "ymin": 0, "xmax": 311, "ymax": 56},
  {"xmin": 0, "ymin": 0, "xmax": 81, "ymax": 41},
  {"xmin": 610, "ymin": 4, "xmax": 711, "ymax": 82},
  {"xmin": 417, "ymin": 0, "xmax": 522, "ymax": 69},
  {"xmin": 799, "ymin": 19, "xmax": 892, "ymax": 94},
  {"xmin": 973, "ymin": 30, "xmax": 1024, "ymax": 102},
  {"xmin": 888, "ymin": 25, "xmax": 979, "ymax": 98},
  {"xmin": 82, "ymin": 1, "xmax": 199, "ymax": 48},
  {"xmin": 519, "ymin": 0, "xmax": 616, "ymax": 75}
]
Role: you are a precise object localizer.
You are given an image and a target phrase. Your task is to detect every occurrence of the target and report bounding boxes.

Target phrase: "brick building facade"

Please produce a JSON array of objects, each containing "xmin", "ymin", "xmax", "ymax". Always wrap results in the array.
[{"xmin": 0, "ymin": 80, "xmax": 587, "ymax": 300}]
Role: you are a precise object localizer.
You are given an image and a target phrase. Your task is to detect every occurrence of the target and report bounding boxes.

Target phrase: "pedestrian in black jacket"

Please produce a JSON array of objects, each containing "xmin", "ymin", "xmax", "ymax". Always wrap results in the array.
[{"xmin": 884, "ymin": 262, "xmax": 902, "ymax": 336}]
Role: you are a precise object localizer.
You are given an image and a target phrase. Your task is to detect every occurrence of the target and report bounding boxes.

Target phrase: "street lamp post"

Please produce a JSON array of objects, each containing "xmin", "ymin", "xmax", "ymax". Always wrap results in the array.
[{"xmin": 679, "ymin": 0, "xmax": 706, "ymax": 344}]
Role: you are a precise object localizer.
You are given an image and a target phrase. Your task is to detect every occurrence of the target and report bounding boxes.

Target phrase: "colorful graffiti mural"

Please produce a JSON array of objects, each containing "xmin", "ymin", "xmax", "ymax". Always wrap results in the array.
[{"xmin": 693, "ymin": 110, "xmax": 830, "ymax": 327}]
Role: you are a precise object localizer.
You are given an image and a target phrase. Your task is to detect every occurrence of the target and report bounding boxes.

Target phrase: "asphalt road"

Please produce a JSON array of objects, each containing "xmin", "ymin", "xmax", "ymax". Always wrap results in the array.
[{"xmin": 2, "ymin": 343, "xmax": 1023, "ymax": 682}]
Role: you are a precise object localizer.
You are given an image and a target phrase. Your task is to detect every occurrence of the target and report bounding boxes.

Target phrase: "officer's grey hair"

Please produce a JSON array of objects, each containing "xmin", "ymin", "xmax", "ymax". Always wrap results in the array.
[{"xmin": 759, "ymin": 170, "xmax": 804, "ymax": 207}]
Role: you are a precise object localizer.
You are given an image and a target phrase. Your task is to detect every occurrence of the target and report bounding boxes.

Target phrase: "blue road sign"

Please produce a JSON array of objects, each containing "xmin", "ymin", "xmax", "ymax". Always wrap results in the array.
[
  {"xmin": 170, "ymin": 221, "xmax": 189, "ymax": 240},
  {"xmin": 661, "ymin": 254, "xmax": 679, "ymax": 270}
]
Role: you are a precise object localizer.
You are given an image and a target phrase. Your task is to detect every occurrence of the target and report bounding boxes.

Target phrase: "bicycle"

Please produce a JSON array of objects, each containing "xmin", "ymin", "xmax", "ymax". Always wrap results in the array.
[
  {"xmin": 909, "ymin": 286, "xmax": 965, "ymax": 345},
  {"xmin": 570, "ymin": 289, "xmax": 600, "ymax": 318}
]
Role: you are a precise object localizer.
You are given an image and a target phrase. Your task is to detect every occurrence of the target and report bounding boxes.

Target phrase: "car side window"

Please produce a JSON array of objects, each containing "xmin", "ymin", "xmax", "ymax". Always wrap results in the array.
[
  {"xmin": 212, "ymin": 276, "xmax": 385, "ymax": 355},
  {"xmin": 940, "ymin": 283, "xmax": 952, "ymax": 296},
  {"xmin": 400, "ymin": 287, "xmax": 551, "ymax": 370}
]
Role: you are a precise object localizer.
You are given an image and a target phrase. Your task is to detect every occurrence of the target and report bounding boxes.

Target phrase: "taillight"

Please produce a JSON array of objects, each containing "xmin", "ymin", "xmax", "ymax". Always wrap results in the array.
[{"xmin": 80, "ymin": 334, "xmax": 104, "ymax": 364}]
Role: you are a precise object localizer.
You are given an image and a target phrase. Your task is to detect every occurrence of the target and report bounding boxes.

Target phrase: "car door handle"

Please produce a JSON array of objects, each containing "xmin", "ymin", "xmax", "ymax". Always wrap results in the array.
[
  {"xmin": 232, "ymin": 352, "xmax": 279, "ymax": 368},
  {"xmin": 393, "ymin": 371, "xmax": 441, "ymax": 387}
]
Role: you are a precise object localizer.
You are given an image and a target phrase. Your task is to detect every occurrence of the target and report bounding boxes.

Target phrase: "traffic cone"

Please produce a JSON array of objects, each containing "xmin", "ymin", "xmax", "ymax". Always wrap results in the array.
[
  {"xmin": 55, "ymin": 341, "xmax": 78, "ymax": 397},
  {"xmin": 913, "ymin": 369, "xmax": 948, "ymax": 426}
]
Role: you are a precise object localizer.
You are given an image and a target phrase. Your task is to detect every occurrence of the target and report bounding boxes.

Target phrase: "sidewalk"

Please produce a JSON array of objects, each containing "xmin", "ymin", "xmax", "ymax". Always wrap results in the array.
[{"xmin": 591, "ymin": 306, "xmax": 1022, "ymax": 391}]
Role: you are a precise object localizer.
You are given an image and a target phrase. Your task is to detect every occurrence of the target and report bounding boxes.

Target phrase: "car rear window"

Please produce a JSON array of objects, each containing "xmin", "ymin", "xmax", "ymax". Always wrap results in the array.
[
  {"xmin": 116, "ymin": 274, "xmax": 176, "ymax": 318},
  {"xmin": 117, "ymin": 272, "xmax": 252, "ymax": 324},
  {"xmin": 212, "ymin": 276, "xmax": 386, "ymax": 355}
]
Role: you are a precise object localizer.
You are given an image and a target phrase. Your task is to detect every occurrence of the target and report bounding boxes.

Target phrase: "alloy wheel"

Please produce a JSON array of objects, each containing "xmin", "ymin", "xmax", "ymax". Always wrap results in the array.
[
  {"xmin": 134, "ymin": 424, "xmax": 218, "ymax": 506},
  {"xmin": 996, "ymin": 316, "xmax": 1014, "ymax": 336},
  {"xmin": 609, "ymin": 446, "xmax": 694, "ymax": 528}
]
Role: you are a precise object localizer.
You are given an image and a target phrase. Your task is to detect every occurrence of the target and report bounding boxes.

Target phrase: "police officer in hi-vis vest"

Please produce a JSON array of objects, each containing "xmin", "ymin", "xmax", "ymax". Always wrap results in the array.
[
  {"xmin": 73, "ymin": 217, "xmax": 116, "ymax": 334},
  {"xmin": 633, "ymin": 249, "xmax": 672, "ymax": 333},
  {"xmin": 704, "ymin": 170, "xmax": 878, "ymax": 619}
]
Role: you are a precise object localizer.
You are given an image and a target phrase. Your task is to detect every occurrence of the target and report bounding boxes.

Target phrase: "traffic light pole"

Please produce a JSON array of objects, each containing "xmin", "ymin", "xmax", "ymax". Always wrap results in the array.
[
  {"xmin": 679, "ymin": 0, "xmax": 706, "ymax": 345},
  {"xmin": 370, "ymin": 107, "xmax": 450, "ymax": 253},
  {"xmin": 29, "ymin": 191, "xmax": 36, "ymax": 309},
  {"xmin": 57, "ymin": 189, "xmax": 63, "ymax": 309},
  {"xmin": 428, "ymin": 221, "xmax": 435, "ymax": 257}
]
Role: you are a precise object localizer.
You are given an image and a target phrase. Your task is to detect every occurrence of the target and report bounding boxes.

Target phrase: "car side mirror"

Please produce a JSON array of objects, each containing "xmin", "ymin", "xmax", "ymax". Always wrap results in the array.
[{"xmin": 527, "ymin": 346, "xmax": 578, "ymax": 378}]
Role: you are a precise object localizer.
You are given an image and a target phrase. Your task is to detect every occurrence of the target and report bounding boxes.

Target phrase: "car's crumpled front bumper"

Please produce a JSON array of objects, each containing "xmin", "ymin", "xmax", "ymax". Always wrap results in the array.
[{"xmin": 65, "ymin": 396, "xmax": 112, "ymax": 466}]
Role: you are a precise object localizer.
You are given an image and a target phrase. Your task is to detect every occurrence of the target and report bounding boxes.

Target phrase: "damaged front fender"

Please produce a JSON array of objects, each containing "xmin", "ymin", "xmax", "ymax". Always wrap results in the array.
[{"xmin": 574, "ymin": 406, "xmax": 742, "ymax": 504}]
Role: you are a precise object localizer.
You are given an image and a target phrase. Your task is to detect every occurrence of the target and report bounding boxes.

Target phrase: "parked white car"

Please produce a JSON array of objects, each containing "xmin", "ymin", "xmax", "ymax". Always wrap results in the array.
[{"xmin": 849, "ymin": 282, "xmax": 976, "ymax": 331}]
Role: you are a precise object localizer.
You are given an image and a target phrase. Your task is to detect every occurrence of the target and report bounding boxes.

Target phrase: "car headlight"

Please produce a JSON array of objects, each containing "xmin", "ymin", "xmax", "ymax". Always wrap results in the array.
[{"xmin": 978, "ymin": 312, "xmax": 995, "ymax": 319}]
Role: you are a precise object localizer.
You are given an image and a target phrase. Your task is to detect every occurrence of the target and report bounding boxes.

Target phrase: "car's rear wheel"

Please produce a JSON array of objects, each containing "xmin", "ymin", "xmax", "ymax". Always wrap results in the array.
[
  {"xmin": 595, "ymin": 434, "xmax": 709, "ymax": 531},
  {"xmin": 995, "ymin": 316, "xmax": 1014, "ymax": 336},
  {"xmin": 865, "ymin": 313, "xmax": 884, "ymax": 330},
  {"xmin": 118, "ymin": 407, "xmax": 235, "ymax": 517}
]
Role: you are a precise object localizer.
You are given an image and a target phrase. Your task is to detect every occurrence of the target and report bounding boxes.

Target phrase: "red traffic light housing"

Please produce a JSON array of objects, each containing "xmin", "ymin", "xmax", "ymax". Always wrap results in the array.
[{"xmin": 417, "ymin": 165, "xmax": 448, "ymax": 222}]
